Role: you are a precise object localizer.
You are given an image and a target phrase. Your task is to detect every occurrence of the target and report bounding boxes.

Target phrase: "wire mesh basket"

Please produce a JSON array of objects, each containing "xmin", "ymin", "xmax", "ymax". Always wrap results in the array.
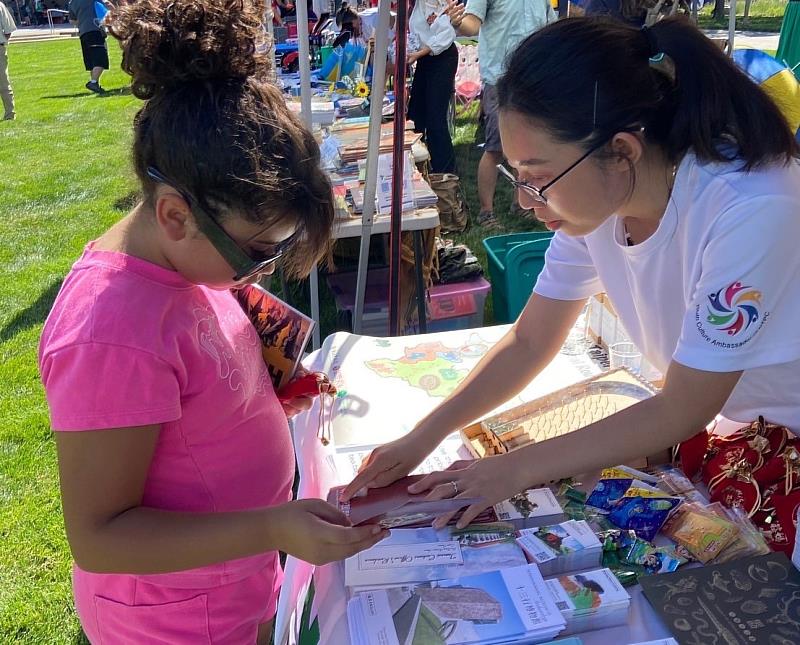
[{"xmin": 462, "ymin": 368, "xmax": 658, "ymax": 457}]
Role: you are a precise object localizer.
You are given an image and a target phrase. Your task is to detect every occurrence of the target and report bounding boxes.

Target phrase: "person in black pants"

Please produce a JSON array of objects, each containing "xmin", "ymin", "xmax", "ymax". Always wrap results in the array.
[{"xmin": 407, "ymin": 0, "xmax": 458, "ymax": 174}]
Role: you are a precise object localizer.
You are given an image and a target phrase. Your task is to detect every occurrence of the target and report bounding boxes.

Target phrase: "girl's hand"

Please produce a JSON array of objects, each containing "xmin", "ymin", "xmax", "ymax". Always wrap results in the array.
[
  {"xmin": 277, "ymin": 367, "xmax": 317, "ymax": 418},
  {"xmin": 340, "ymin": 433, "xmax": 434, "ymax": 502},
  {"xmin": 280, "ymin": 395, "xmax": 314, "ymax": 418},
  {"xmin": 273, "ymin": 499, "xmax": 389, "ymax": 566},
  {"xmin": 408, "ymin": 455, "xmax": 529, "ymax": 530}
]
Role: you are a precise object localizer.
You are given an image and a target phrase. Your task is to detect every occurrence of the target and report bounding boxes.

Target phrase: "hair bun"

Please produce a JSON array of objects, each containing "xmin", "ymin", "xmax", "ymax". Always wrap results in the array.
[{"xmin": 108, "ymin": 0, "xmax": 271, "ymax": 99}]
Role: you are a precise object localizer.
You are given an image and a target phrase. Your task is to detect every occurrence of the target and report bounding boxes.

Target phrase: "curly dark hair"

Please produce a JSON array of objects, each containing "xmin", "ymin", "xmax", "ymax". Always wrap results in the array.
[{"xmin": 107, "ymin": 0, "xmax": 334, "ymax": 278}]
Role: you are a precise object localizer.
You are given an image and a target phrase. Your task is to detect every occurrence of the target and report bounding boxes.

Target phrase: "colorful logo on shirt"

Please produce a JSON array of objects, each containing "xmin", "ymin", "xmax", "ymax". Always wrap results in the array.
[{"xmin": 706, "ymin": 281, "xmax": 762, "ymax": 336}]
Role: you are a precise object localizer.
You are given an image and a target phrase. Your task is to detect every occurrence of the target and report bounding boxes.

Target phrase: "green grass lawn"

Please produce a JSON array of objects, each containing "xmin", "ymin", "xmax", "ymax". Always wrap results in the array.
[
  {"xmin": 697, "ymin": 0, "xmax": 787, "ymax": 32},
  {"xmin": 0, "ymin": 37, "xmax": 138, "ymax": 644},
  {"xmin": 0, "ymin": 36, "xmax": 534, "ymax": 642}
]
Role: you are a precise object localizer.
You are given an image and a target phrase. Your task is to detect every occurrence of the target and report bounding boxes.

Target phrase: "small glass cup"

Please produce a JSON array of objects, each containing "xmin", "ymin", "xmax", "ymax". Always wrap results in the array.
[{"xmin": 609, "ymin": 341, "xmax": 643, "ymax": 374}]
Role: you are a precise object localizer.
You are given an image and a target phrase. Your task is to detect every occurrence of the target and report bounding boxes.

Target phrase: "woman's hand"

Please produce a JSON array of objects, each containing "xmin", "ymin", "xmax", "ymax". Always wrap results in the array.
[
  {"xmin": 273, "ymin": 499, "xmax": 389, "ymax": 566},
  {"xmin": 444, "ymin": 0, "xmax": 466, "ymax": 28},
  {"xmin": 340, "ymin": 433, "xmax": 436, "ymax": 502},
  {"xmin": 407, "ymin": 47, "xmax": 430, "ymax": 65},
  {"xmin": 408, "ymin": 455, "xmax": 530, "ymax": 530}
]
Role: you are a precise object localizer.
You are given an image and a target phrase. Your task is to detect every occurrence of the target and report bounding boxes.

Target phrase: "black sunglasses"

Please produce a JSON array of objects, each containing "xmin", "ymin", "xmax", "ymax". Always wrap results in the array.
[
  {"xmin": 146, "ymin": 166, "xmax": 297, "ymax": 282},
  {"xmin": 498, "ymin": 128, "xmax": 643, "ymax": 206}
]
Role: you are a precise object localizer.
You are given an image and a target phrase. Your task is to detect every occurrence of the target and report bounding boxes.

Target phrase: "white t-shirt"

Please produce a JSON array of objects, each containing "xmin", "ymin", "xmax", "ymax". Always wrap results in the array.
[{"xmin": 533, "ymin": 152, "xmax": 800, "ymax": 431}]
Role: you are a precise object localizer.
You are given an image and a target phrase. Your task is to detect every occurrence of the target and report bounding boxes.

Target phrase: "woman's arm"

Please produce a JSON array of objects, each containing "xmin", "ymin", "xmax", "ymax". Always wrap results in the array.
[
  {"xmin": 341, "ymin": 294, "xmax": 586, "ymax": 499},
  {"xmin": 56, "ymin": 425, "xmax": 387, "ymax": 573},
  {"xmin": 414, "ymin": 360, "xmax": 742, "ymax": 528}
]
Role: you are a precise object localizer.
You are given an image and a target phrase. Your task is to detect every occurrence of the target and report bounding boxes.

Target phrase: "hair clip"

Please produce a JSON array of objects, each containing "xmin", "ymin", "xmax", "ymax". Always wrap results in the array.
[{"xmin": 648, "ymin": 52, "xmax": 676, "ymax": 84}]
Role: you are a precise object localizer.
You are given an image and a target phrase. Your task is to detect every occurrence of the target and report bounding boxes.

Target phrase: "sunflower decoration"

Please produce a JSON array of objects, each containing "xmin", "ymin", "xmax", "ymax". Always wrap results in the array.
[{"xmin": 354, "ymin": 81, "xmax": 370, "ymax": 99}]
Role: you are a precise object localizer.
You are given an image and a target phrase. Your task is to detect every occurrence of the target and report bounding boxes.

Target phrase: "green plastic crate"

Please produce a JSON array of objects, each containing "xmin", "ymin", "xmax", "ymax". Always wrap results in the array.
[{"xmin": 483, "ymin": 232, "xmax": 554, "ymax": 323}]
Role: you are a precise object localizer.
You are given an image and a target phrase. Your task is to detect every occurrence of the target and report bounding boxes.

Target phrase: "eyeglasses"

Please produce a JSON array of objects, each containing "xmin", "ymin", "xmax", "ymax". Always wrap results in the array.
[
  {"xmin": 497, "ymin": 138, "xmax": 612, "ymax": 206},
  {"xmin": 497, "ymin": 128, "xmax": 641, "ymax": 206},
  {"xmin": 146, "ymin": 166, "xmax": 297, "ymax": 282}
]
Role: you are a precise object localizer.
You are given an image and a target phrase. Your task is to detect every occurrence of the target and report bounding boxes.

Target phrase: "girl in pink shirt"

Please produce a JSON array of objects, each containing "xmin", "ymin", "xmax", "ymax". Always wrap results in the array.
[{"xmin": 38, "ymin": 1, "xmax": 388, "ymax": 642}]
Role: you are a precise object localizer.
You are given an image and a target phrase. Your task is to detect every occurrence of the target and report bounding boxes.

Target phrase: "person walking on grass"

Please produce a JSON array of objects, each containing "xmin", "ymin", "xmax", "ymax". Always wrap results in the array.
[
  {"xmin": 0, "ymin": 0, "xmax": 15, "ymax": 120},
  {"xmin": 69, "ymin": 0, "xmax": 113, "ymax": 94},
  {"xmin": 446, "ymin": 0, "xmax": 556, "ymax": 231}
]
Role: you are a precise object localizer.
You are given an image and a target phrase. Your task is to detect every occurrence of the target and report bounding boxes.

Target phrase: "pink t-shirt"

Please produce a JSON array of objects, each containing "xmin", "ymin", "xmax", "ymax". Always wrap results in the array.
[{"xmin": 39, "ymin": 246, "xmax": 295, "ymax": 588}]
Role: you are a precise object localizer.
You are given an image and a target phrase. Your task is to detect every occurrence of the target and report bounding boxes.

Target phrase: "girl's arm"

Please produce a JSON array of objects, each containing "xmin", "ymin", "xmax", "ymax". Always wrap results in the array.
[
  {"xmin": 414, "ymin": 360, "xmax": 742, "ymax": 528},
  {"xmin": 341, "ymin": 294, "xmax": 586, "ymax": 499},
  {"xmin": 56, "ymin": 425, "xmax": 387, "ymax": 573}
]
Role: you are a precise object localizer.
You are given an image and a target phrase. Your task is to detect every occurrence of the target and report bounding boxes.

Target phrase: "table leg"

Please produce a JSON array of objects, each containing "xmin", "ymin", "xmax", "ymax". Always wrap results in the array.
[
  {"xmin": 413, "ymin": 230, "xmax": 427, "ymax": 334},
  {"xmin": 309, "ymin": 264, "xmax": 321, "ymax": 350}
]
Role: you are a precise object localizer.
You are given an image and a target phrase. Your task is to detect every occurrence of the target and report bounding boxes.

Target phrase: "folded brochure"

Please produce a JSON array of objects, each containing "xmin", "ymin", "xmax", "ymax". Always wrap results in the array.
[
  {"xmin": 345, "ymin": 523, "xmax": 527, "ymax": 589},
  {"xmin": 347, "ymin": 563, "xmax": 566, "ymax": 645}
]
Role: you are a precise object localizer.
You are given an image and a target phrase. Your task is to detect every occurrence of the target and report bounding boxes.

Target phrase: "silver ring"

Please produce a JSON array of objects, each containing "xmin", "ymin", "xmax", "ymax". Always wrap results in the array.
[{"xmin": 450, "ymin": 480, "xmax": 459, "ymax": 496}]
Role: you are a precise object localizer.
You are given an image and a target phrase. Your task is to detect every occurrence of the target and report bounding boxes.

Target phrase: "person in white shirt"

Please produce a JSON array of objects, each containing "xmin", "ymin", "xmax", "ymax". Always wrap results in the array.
[
  {"xmin": 447, "ymin": 0, "xmax": 557, "ymax": 230},
  {"xmin": 407, "ymin": 0, "xmax": 458, "ymax": 173},
  {"xmin": 342, "ymin": 18, "xmax": 800, "ymax": 526},
  {"xmin": 0, "ymin": 0, "xmax": 16, "ymax": 120}
]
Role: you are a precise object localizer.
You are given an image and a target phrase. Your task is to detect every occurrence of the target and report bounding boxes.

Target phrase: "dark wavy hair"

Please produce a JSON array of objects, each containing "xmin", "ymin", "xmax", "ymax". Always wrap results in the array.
[
  {"xmin": 107, "ymin": 0, "xmax": 334, "ymax": 278},
  {"xmin": 497, "ymin": 17, "xmax": 798, "ymax": 171}
]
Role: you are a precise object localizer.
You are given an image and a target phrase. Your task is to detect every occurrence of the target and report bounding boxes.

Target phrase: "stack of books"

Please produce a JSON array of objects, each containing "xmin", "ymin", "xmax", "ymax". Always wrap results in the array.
[
  {"xmin": 544, "ymin": 569, "xmax": 631, "ymax": 635},
  {"xmin": 515, "ymin": 520, "xmax": 603, "ymax": 577},
  {"xmin": 287, "ymin": 99, "xmax": 336, "ymax": 126},
  {"xmin": 347, "ymin": 564, "xmax": 567, "ymax": 645},
  {"xmin": 328, "ymin": 120, "xmax": 421, "ymax": 165}
]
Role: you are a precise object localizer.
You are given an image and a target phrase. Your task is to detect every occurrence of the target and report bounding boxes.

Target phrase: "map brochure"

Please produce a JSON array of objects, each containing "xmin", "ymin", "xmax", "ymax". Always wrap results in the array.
[
  {"xmin": 233, "ymin": 284, "xmax": 314, "ymax": 389},
  {"xmin": 515, "ymin": 520, "xmax": 603, "ymax": 577},
  {"xmin": 492, "ymin": 487, "xmax": 566, "ymax": 529},
  {"xmin": 346, "ymin": 564, "xmax": 566, "ymax": 645},
  {"xmin": 344, "ymin": 523, "xmax": 527, "ymax": 589},
  {"xmin": 544, "ymin": 568, "xmax": 631, "ymax": 635},
  {"xmin": 329, "ymin": 475, "xmax": 482, "ymax": 529},
  {"xmin": 331, "ymin": 433, "xmax": 467, "ymax": 484}
]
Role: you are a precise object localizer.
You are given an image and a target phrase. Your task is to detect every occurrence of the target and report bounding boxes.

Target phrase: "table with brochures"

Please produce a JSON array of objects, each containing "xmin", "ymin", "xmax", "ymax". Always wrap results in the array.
[{"xmin": 273, "ymin": 326, "xmax": 701, "ymax": 645}]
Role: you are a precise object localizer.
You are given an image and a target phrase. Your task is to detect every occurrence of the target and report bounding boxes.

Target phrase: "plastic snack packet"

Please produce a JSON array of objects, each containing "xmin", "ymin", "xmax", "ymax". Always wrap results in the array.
[
  {"xmin": 608, "ymin": 495, "xmax": 682, "ymax": 541},
  {"xmin": 661, "ymin": 503, "xmax": 739, "ymax": 563}
]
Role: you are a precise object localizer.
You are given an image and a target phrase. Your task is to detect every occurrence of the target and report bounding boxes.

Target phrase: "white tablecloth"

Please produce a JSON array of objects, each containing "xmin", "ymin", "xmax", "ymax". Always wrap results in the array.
[{"xmin": 275, "ymin": 324, "xmax": 673, "ymax": 645}]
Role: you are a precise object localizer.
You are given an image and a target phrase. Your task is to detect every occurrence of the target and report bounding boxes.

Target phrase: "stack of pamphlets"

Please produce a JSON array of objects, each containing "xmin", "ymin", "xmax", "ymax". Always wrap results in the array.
[
  {"xmin": 345, "ymin": 523, "xmax": 527, "ymax": 590},
  {"xmin": 515, "ymin": 520, "xmax": 603, "ymax": 577},
  {"xmin": 492, "ymin": 488, "xmax": 566, "ymax": 529},
  {"xmin": 544, "ymin": 569, "xmax": 631, "ymax": 635},
  {"xmin": 347, "ymin": 564, "xmax": 567, "ymax": 645},
  {"xmin": 287, "ymin": 99, "xmax": 336, "ymax": 126}
]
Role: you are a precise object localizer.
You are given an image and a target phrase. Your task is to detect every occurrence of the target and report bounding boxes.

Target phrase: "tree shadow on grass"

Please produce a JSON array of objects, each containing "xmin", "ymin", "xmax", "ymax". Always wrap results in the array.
[
  {"xmin": 0, "ymin": 279, "xmax": 63, "ymax": 344},
  {"xmin": 73, "ymin": 630, "xmax": 90, "ymax": 644},
  {"xmin": 41, "ymin": 86, "xmax": 132, "ymax": 100}
]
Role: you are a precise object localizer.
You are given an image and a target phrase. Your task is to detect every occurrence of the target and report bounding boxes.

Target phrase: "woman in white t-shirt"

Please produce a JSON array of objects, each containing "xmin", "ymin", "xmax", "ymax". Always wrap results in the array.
[
  {"xmin": 342, "ymin": 17, "xmax": 800, "ymax": 526},
  {"xmin": 407, "ymin": 0, "xmax": 458, "ymax": 173}
]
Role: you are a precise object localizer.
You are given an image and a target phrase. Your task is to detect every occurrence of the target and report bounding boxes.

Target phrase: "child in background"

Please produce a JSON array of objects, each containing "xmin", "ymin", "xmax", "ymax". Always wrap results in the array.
[{"xmin": 38, "ymin": 0, "xmax": 387, "ymax": 642}]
